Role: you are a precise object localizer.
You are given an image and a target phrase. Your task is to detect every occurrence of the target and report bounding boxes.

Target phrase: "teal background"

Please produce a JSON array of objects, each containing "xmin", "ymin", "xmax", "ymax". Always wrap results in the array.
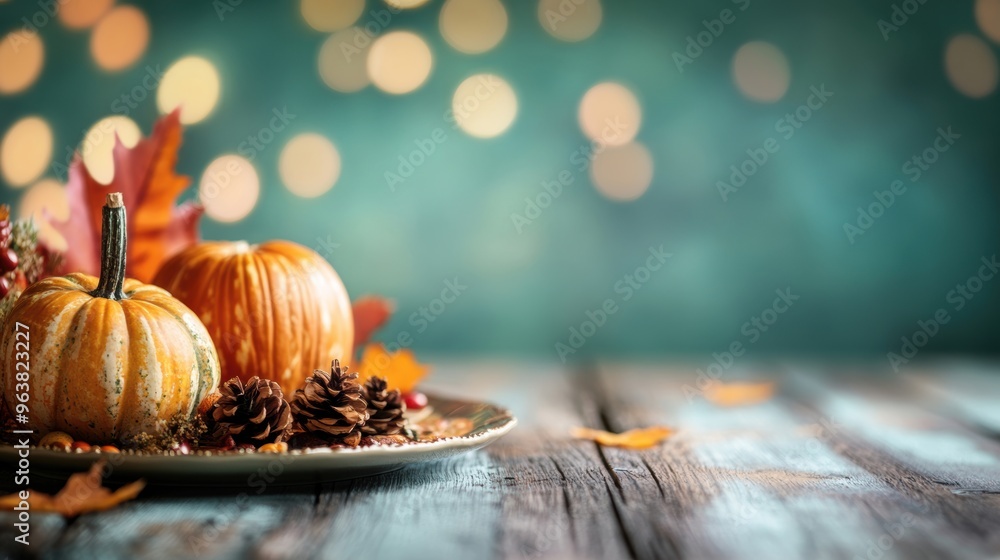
[{"xmin": 1, "ymin": 0, "xmax": 998, "ymax": 360}]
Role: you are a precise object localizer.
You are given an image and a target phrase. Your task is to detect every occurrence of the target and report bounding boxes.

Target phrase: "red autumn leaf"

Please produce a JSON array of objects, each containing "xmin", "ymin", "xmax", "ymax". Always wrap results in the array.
[
  {"xmin": 51, "ymin": 110, "xmax": 202, "ymax": 283},
  {"xmin": 352, "ymin": 296, "xmax": 395, "ymax": 350}
]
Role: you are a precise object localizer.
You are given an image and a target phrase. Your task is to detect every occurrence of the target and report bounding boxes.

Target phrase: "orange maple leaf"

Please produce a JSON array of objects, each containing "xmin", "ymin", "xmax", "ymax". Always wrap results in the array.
[
  {"xmin": 571, "ymin": 426, "xmax": 674, "ymax": 449},
  {"xmin": 352, "ymin": 296, "xmax": 395, "ymax": 351},
  {"xmin": 0, "ymin": 461, "xmax": 144, "ymax": 517},
  {"xmin": 356, "ymin": 343, "xmax": 429, "ymax": 393},
  {"xmin": 51, "ymin": 110, "xmax": 202, "ymax": 283},
  {"xmin": 703, "ymin": 380, "xmax": 776, "ymax": 407}
]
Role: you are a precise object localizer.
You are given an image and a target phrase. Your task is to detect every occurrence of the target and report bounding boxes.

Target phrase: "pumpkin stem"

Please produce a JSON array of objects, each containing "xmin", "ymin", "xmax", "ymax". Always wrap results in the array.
[{"xmin": 92, "ymin": 192, "xmax": 127, "ymax": 300}]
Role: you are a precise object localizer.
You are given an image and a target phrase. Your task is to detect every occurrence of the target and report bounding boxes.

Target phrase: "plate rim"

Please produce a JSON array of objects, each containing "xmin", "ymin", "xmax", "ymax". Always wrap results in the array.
[{"xmin": 0, "ymin": 392, "xmax": 517, "ymax": 481}]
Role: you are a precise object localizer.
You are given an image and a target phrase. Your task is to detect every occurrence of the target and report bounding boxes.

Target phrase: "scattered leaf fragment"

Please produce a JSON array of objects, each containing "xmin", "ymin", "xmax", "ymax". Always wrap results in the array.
[
  {"xmin": 356, "ymin": 343, "xmax": 429, "ymax": 393},
  {"xmin": 571, "ymin": 426, "xmax": 674, "ymax": 449},
  {"xmin": 352, "ymin": 296, "xmax": 395, "ymax": 350},
  {"xmin": 703, "ymin": 380, "xmax": 776, "ymax": 407},
  {"xmin": 51, "ymin": 110, "xmax": 202, "ymax": 283},
  {"xmin": 0, "ymin": 461, "xmax": 144, "ymax": 517}
]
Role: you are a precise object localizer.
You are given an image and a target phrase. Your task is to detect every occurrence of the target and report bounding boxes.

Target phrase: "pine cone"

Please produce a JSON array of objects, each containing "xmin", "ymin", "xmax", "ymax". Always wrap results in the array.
[
  {"xmin": 207, "ymin": 376, "xmax": 292, "ymax": 445},
  {"xmin": 360, "ymin": 377, "xmax": 406, "ymax": 435},
  {"xmin": 291, "ymin": 360, "xmax": 369, "ymax": 439}
]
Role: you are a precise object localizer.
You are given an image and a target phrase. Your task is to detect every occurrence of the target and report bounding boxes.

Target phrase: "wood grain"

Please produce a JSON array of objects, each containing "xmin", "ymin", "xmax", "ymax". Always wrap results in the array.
[{"xmin": 1, "ymin": 361, "xmax": 999, "ymax": 560}]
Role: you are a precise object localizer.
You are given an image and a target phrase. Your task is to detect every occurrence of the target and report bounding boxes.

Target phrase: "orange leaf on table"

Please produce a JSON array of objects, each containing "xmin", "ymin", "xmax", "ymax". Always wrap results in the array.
[
  {"xmin": 50, "ymin": 110, "xmax": 202, "ymax": 283},
  {"xmin": 0, "ymin": 461, "xmax": 144, "ymax": 517},
  {"xmin": 352, "ymin": 296, "xmax": 395, "ymax": 351},
  {"xmin": 356, "ymin": 343, "xmax": 429, "ymax": 394},
  {"xmin": 703, "ymin": 380, "xmax": 776, "ymax": 407},
  {"xmin": 571, "ymin": 426, "xmax": 674, "ymax": 449}
]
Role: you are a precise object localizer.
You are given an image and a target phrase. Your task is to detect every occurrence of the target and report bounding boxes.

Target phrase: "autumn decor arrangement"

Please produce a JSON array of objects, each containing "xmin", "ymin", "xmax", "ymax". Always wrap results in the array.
[
  {"xmin": 153, "ymin": 240, "xmax": 354, "ymax": 396},
  {"xmin": 0, "ymin": 193, "xmax": 221, "ymax": 443},
  {"xmin": 204, "ymin": 376, "xmax": 292, "ymax": 446},
  {"xmin": 0, "ymin": 112, "xmax": 446, "ymax": 464}
]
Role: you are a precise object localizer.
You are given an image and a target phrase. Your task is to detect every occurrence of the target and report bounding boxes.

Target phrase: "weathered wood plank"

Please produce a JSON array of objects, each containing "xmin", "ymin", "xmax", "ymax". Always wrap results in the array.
[
  {"xmin": 255, "ymin": 361, "xmax": 635, "ymax": 560},
  {"xmin": 5, "ymin": 361, "xmax": 1000, "ymax": 560},
  {"xmin": 42, "ymin": 491, "xmax": 315, "ymax": 560},
  {"xmin": 0, "ymin": 510, "xmax": 65, "ymax": 559},
  {"xmin": 783, "ymin": 366, "xmax": 1000, "ymax": 557},
  {"xmin": 789, "ymin": 368, "xmax": 1000, "ymax": 492},
  {"xmin": 593, "ymin": 363, "xmax": 989, "ymax": 560},
  {"xmin": 902, "ymin": 361, "xmax": 1000, "ymax": 435},
  {"xmin": 485, "ymin": 363, "xmax": 634, "ymax": 560}
]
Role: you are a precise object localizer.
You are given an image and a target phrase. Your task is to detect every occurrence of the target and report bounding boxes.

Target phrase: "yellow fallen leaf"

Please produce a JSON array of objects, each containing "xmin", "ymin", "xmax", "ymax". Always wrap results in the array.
[
  {"xmin": 0, "ymin": 461, "xmax": 144, "ymax": 517},
  {"xmin": 356, "ymin": 343, "xmax": 430, "ymax": 394},
  {"xmin": 703, "ymin": 380, "xmax": 776, "ymax": 407},
  {"xmin": 571, "ymin": 426, "xmax": 674, "ymax": 449}
]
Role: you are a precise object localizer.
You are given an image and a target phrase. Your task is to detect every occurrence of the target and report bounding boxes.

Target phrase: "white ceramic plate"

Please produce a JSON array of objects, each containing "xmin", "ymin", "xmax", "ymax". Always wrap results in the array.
[{"xmin": 0, "ymin": 393, "xmax": 516, "ymax": 486}]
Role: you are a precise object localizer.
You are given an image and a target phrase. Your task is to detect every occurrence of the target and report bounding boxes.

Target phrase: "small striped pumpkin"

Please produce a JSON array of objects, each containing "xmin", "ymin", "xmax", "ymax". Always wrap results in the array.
[
  {"xmin": 152, "ymin": 240, "xmax": 354, "ymax": 396},
  {"xmin": 0, "ymin": 193, "xmax": 220, "ymax": 443}
]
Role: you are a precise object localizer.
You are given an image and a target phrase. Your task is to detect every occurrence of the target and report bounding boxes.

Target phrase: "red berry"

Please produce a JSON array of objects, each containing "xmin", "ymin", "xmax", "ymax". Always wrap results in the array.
[
  {"xmin": 0, "ymin": 276, "xmax": 11, "ymax": 298},
  {"xmin": 403, "ymin": 391, "xmax": 428, "ymax": 410},
  {"xmin": 0, "ymin": 248, "xmax": 18, "ymax": 272}
]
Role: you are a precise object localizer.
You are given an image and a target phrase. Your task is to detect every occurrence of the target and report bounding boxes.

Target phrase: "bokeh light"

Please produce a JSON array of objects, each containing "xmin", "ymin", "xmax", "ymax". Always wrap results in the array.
[
  {"xmin": 90, "ymin": 5, "xmax": 150, "ymax": 71},
  {"xmin": 157, "ymin": 56, "xmax": 222, "ymax": 124},
  {"xmin": 385, "ymin": 0, "xmax": 431, "ymax": 9},
  {"xmin": 732, "ymin": 41, "xmax": 790, "ymax": 103},
  {"xmin": 318, "ymin": 27, "xmax": 372, "ymax": 93},
  {"xmin": 976, "ymin": 0, "xmax": 1000, "ymax": 43},
  {"xmin": 58, "ymin": 0, "xmax": 115, "ymax": 29},
  {"xmin": 590, "ymin": 142, "xmax": 654, "ymax": 202},
  {"xmin": 440, "ymin": 0, "xmax": 508, "ymax": 54},
  {"xmin": 538, "ymin": 0, "xmax": 602, "ymax": 42},
  {"xmin": 81, "ymin": 116, "xmax": 142, "ymax": 185},
  {"xmin": 1, "ymin": 117, "xmax": 53, "ymax": 188},
  {"xmin": 578, "ymin": 82, "xmax": 641, "ymax": 147},
  {"xmin": 279, "ymin": 133, "xmax": 342, "ymax": 197},
  {"xmin": 199, "ymin": 155, "xmax": 260, "ymax": 223},
  {"xmin": 452, "ymin": 74, "xmax": 518, "ymax": 138},
  {"xmin": 0, "ymin": 31, "xmax": 44, "ymax": 95},
  {"xmin": 367, "ymin": 31, "xmax": 433, "ymax": 94},
  {"xmin": 18, "ymin": 179, "xmax": 68, "ymax": 251},
  {"xmin": 945, "ymin": 34, "xmax": 998, "ymax": 98},
  {"xmin": 300, "ymin": 0, "xmax": 366, "ymax": 32}
]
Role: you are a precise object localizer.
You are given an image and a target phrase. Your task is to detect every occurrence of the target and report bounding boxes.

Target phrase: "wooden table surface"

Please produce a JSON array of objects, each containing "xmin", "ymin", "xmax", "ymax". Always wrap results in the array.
[{"xmin": 3, "ymin": 361, "xmax": 1000, "ymax": 560}]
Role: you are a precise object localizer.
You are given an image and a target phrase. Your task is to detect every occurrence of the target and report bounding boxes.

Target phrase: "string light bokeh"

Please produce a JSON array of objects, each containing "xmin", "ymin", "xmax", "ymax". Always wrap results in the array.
[{"xmin": 0, "ymin": 0, "xmax": 998, "ymax": 358}]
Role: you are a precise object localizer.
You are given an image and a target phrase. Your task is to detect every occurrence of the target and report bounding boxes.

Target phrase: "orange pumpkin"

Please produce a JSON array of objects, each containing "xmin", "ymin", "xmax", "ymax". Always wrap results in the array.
[
  {"xmin": 153, "ymin": 240, "xmax": 353, "ymax": 395},
  {"xmin": 0, "ymin": 193, "xmax": 221, "ymax": 443}
]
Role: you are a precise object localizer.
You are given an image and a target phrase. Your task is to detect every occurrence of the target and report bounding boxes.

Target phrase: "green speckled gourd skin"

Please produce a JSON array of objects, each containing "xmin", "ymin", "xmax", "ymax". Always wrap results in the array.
[{"xmin": 0, "ymin": 273, "xmax": 221, "ymax": 444}]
